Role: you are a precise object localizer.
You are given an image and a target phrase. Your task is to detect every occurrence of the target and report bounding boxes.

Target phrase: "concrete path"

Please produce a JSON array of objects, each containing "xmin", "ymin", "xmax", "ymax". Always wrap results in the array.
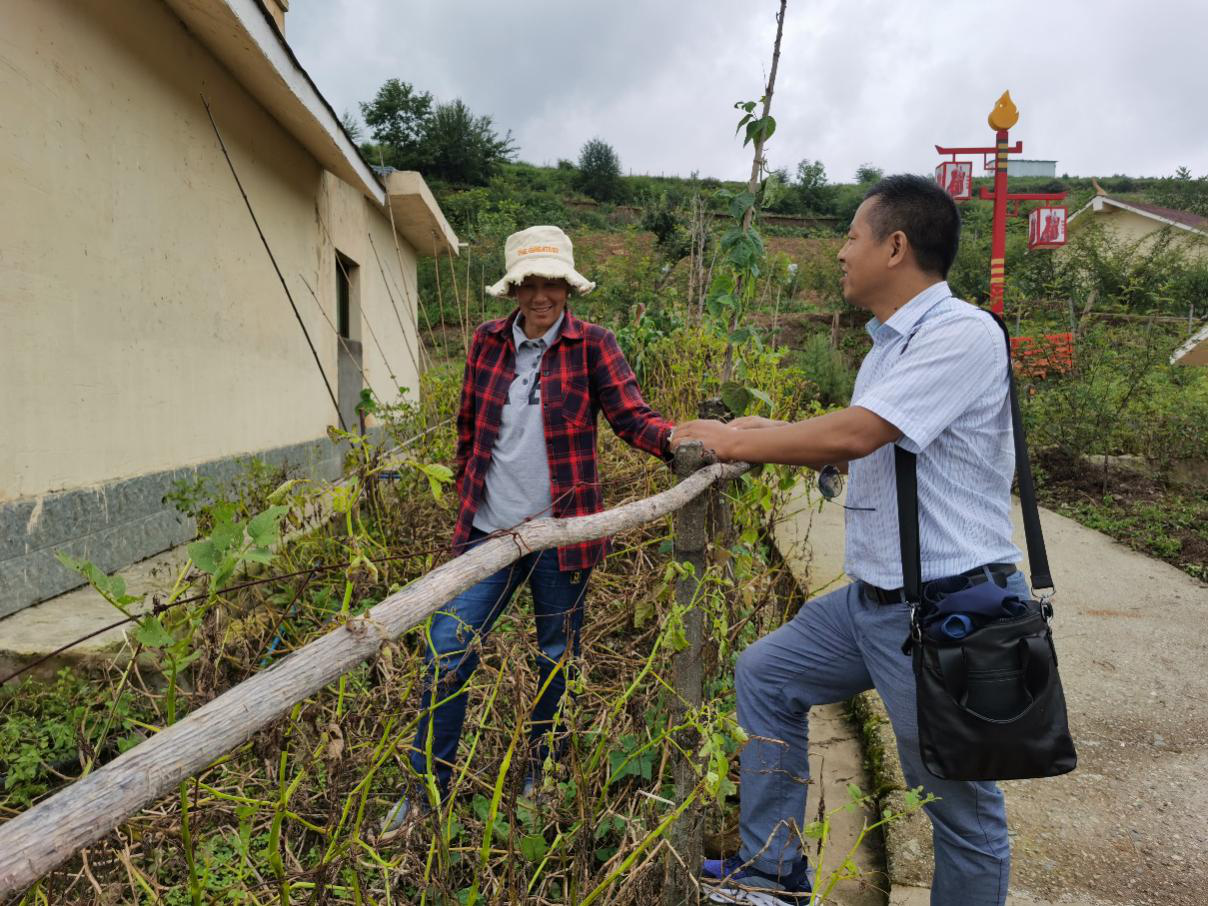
[{"xmin": 773, "ymin": 481, "xmax": 1208, "ymax": 906}]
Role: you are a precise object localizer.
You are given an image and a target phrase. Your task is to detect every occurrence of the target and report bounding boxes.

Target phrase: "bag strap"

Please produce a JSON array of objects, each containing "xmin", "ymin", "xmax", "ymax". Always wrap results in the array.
[
  {"xmin": 990, "ymin": 313, "xmax": 1054, "ymax": 592},
  {"xmin": 894, "ymin": 311, "xmax": 1055, "ymax": 606}
]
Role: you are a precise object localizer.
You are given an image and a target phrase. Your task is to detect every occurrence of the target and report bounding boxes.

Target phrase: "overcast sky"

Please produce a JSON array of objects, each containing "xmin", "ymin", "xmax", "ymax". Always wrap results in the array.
[{"xmin": 287, "ymin": 0, "xmax": 1206, "ymax": 183}]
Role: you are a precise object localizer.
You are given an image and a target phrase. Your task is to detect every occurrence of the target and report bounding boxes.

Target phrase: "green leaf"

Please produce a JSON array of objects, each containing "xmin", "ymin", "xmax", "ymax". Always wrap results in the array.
[
  {"xmin": 247, "ymin": 505, "xmax": 289, "ymax": 548},
  {"xmin": 729, "ymin": 327, "xmax": 753, "ymax": 345},
  {"xmin": 209, "ymin": 515, "xmax": 244, "ymax": 556},
  {"xmin": 135, "ymin": 616, "xmax": 174, "ymax": 649},
  {"xmin": 188, "ymin": 538, "xmax": 221, "ymax": 575},
  {"xmin": 729, "ymin": 191, "xmax": 757, "ymax": 220},
  {"xmin": 748, "ymin": 387, "xmax": 774, "ymax": 409},
  {"xmin": 267, "ymin": 479, "xmax": 304, "ymax": 503},
  {"xmin": 720, "ymin": 382, "xmax": 752, "ymax": 416},
  {"xmin": 519, "ymin": 833, "xmax": 547, "ymax": 862},
  {"xmin": 242, "ymin": 547, "xmax": 275, "ymax": 565}
]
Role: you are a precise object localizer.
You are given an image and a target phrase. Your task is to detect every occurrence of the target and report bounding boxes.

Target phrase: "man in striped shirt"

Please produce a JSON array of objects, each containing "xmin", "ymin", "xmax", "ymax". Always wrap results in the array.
[{"xmin": 674, "ymin": 175, "xmax": 1027, "ymax": 906}]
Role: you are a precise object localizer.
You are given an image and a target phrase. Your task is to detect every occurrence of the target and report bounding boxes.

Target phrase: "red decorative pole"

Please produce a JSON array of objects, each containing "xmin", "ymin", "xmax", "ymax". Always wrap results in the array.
[
  {"xmin": 988, "ymin": 126, "xmax": 1012, "ymax": 314},
  {"xmin": 936, "ymin": 91, "xmax": 1066, "ymax": 318}
]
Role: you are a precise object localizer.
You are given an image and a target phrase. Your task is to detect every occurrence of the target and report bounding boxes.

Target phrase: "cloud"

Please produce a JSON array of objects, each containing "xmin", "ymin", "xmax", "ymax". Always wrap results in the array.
[{"xmin": 287, "ymin": 0, "xmax": 1208, "ymax": 181}]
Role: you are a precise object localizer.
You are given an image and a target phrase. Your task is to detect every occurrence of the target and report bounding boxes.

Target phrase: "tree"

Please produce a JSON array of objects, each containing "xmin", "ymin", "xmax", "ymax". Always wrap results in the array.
[
  {"xmin": 577, "ymin": 138, "xmax": 625, "ymax": 202},
  {"xmin": 855, "ymin": 163, "xmax": 883, "ymax": 185},
  {"xmin": 421, "ymin": 99, "xmax": 516, "ymax": 185},
  {"xmin": 339, "ymin": 109, "xmax": 362, "ymax": 143},
  {"xmin": 795, "ymin": 158, "xmax": 836, "ymax": 214},
  {"xmin": 359, "ymin": 79, "xmax": 433, "ymax": 169}
]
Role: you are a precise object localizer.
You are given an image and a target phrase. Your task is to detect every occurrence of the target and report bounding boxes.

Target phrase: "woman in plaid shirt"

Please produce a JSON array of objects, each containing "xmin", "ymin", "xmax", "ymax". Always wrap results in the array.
[{"xmin": 383, "ymin": 226, "xmax": 675, "ymax": 832}]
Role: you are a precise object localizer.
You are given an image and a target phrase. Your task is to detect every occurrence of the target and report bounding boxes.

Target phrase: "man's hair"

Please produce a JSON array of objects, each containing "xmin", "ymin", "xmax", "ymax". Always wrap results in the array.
[{"xmin": 862, "ymin": 174, "xmax": 961, "ymax": 277}]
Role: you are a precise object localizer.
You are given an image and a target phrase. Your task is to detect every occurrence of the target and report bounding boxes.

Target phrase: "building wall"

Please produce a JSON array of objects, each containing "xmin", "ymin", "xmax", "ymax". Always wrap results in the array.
[
  {"xmin": 0, "ymin": 0, "xmax": 421, "ymax": 615},
  {"xmin": 1071, "ymin": 208, "xmax": 1208, "ymax": 261}
]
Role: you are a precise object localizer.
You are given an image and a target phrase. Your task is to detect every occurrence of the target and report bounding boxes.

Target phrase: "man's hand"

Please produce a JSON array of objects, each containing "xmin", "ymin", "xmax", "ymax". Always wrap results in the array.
[
  {"xmin": 669, "ymin": 419, "xmax": 739, "ymax": 460},
  {"xmin": 730, "ymin": 415, "xmax": 786, "ymax": 430}
]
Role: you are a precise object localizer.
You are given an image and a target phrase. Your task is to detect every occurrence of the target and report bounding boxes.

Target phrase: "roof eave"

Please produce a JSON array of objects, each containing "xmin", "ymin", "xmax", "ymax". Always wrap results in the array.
[
  {"xmin": 1068, "ymin": 195, "xmax": 1207, "ymax": 238},
  {"xmin": 163, "ymin": 0, "xmax": 386, "ymax": 206},
  {"xmin": 384, "ymin": 171, "xmax": 460, "ymax": 258}
]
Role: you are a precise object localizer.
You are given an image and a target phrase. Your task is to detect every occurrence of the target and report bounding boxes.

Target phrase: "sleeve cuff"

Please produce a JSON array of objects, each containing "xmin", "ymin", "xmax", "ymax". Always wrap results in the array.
[{"xmin": 852, "ymin": 397, "xmax": 927, "ymax": 453}]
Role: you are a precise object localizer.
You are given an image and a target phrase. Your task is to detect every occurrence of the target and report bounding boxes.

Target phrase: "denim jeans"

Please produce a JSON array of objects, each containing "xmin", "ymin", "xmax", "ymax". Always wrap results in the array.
[
  {"xmin": 735, "ymin": 570, "xmax": 1031, "ymax": 906},
  {"xmin": 409, "ymin": 530, "xmax": 591, "ymax": 793}
]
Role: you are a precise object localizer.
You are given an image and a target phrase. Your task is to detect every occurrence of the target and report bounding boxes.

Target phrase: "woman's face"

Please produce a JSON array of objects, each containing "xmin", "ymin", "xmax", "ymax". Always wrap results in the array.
[{"xmin": 513, "ymin": 276, "xmax": 570, "ymax": 338}]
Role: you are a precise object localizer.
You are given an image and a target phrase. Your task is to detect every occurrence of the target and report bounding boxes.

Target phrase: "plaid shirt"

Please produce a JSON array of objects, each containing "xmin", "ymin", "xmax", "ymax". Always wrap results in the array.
[{"xmin": 453, "ymin": 308, "xmax": 673, "ymax": 571}]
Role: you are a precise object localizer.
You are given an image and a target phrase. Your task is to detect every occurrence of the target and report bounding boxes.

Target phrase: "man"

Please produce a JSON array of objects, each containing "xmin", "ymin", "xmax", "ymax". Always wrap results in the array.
[
  {"xmin": 382, "ymin": 225, "xmax": 674, "ymax": 833},
  {"xmin": 673, "ymin": 175, "xmax": 1029, "ymax": 905}
]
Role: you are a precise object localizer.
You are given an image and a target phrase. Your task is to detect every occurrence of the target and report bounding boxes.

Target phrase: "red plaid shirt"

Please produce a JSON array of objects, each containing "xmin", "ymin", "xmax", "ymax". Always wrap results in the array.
[{"xmin": 453, "ymin": 308, "xmax": 674, "ymax": 571}]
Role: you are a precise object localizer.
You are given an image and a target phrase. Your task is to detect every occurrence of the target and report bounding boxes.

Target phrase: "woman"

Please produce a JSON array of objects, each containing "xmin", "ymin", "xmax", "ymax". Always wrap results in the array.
[{"xmin": 383, "ymin": 225, "xmax": 674, "ymax": 832}]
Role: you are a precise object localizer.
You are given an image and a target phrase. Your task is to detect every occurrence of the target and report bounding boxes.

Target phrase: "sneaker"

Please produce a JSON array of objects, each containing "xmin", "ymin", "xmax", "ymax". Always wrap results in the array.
[
  {"xmin": 379, "ymin": 795, "xmax": 430, "ymax": 836},
  {"xmin": 520, "ymin": 772, "xmax": 543, "ymax": 802},
  {"xmin": 703, "ymin": 857, "xmax": 818, "ymax": 905}
]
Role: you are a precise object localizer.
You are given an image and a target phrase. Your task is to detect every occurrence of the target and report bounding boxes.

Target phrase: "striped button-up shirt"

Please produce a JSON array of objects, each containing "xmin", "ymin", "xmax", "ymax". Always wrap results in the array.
[{"xmin": 845, "ymin": 281, "xmax": 1022, "ymax": 588}]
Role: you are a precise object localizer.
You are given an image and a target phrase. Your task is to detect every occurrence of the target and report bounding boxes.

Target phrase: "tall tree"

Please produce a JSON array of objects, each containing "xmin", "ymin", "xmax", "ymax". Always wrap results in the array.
[
  {"xmin": 577, "ymin": 138, "xmax": 625, "ymax": 202},
  {"xmin": 421, "ymin": 99, "xmax": 516, "ymax": 185},
  {"xmin": 795, "ymin": 158, "xmax": 835, "ymax": 213},
  {"xmin": 855, "ymin": 163, "xmax": 883, "ymax": 185},
  {"xmin": 359, "ymin": 79, "xmax": 433, "ymax": 169}
]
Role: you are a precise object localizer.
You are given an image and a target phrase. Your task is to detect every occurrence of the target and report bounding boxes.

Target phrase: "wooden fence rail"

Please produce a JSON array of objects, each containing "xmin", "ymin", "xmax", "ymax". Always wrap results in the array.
[{"xmin": 0, "ymin": 456, "xmax": 749, "ymax": 897}]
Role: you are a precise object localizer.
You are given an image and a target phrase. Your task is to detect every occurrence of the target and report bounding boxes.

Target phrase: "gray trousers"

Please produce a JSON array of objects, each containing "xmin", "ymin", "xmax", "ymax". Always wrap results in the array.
[{"xmin": 736, "ymin": 573, "xmax": 1030, "ymax": 906}]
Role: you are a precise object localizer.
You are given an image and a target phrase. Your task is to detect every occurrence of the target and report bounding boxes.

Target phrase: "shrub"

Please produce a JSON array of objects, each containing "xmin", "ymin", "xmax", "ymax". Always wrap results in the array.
[
  {"xmin": 577, "ymin": 138, "xmax": 625, "ymax": 203},
  {"xmin": 791, "ymin": 332, "xmax": 855, "ymax": 407}
]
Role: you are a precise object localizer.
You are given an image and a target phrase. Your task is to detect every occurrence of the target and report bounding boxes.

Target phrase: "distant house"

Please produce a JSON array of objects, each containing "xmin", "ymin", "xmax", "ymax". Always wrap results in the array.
[
  {"xmin": 0, "ymin": 0, "xmax": 459, "ymax": 617},
  {"xmin": 1005, "ymin": 159, "xmax": 1057, "ymax": 178},
  {"xmin": 1066, "ymin": 188, "xmax": 1208, "ymax": 365},
  {"xmin": 1067, "ymin": 191, "xmax": 1208, "ymax": 259},
  {"xmin": 1171, "ymin": 322, "xmax": 1208, "ymax": 366}
]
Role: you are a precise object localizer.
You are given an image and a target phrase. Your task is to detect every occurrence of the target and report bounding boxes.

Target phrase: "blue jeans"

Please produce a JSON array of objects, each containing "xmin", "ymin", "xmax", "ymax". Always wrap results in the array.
[
  {"xmin": 409, "ymin": 530, "xmax": 591, "ymax": 793},
  {"xmin": 735, "ymin": 570, "xmax": 1031, "ymax": 906}
]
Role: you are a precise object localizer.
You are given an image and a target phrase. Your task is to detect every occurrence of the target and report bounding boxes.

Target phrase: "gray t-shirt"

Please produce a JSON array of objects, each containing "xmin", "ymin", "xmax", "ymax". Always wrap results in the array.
[{"xmin": 472, "ymin": 313, "xmax": 564, "ymax": 534}]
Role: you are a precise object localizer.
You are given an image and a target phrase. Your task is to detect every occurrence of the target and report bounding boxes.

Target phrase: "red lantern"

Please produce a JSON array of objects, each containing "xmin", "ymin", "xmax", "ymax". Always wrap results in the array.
[
  {"xmin": 1027, "ymin": 206, "xmax": 1067, "ymax": 249},
  {"xmin": 935, "ymin": 161, "xmax": 973, "ymax": 200}
]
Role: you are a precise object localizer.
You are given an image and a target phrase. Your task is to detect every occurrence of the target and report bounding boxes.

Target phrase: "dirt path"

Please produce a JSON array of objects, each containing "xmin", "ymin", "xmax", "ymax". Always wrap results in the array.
[{"xmin": 773, "ymin": 481, "xmax": 1208, "ymax": 906}]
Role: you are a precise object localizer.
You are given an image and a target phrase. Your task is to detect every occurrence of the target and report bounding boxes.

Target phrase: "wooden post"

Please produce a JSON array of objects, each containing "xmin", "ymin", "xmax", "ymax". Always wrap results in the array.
[
  {"xmin": 664, "ymin": 440, "xmax": 711, "ymax": 906},
  {"xmin": 0, "ymin": 462, "xmax": 749, "ymax": 896}
]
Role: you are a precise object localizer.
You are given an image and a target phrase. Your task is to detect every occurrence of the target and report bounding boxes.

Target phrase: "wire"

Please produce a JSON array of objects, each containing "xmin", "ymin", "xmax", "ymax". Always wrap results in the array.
[{"xmin": 200, "ymin": 94, "xmax": 345, "ymax": 431}]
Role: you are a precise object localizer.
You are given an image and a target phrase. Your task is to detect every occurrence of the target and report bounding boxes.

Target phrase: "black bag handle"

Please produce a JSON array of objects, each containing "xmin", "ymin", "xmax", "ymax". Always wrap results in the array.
[{"xmin": 894, "ymin": 310, "xmax": 1054, "ymax": 605}]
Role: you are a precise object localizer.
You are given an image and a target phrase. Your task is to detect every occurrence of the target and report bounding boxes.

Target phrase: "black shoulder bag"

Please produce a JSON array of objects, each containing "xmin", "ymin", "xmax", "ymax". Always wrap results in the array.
[{"xmin": 896, "ymin": 314, "xmax": 1077, "ymax": 781}]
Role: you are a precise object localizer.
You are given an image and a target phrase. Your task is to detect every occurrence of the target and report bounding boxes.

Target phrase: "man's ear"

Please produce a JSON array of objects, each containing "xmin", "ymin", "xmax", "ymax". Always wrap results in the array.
[{"xmin": 886, "ymin": 230, "xmax": 910, "ymax": 269}]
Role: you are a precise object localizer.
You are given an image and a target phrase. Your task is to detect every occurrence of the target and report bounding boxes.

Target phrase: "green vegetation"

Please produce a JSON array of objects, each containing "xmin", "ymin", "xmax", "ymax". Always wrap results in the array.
[
  {"xmin": 576, "ymin": 138, "xmax": 625, "ymax": 203},
  {"xmin": 5, "ymin": 64, "xmax": 1207, "ymax": 906}
]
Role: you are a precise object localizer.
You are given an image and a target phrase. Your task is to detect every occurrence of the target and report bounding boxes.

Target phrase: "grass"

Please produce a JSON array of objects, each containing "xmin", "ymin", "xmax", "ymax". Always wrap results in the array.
[{"xmin": 2, "ymin": 324, "xmax": 876, "ymax": 905}]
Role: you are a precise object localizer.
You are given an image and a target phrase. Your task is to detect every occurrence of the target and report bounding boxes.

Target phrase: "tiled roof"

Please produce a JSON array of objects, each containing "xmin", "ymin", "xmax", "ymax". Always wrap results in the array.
[{"xmin": 1119, "ymin": 199, "xmax": 1207, "ymax": 230}]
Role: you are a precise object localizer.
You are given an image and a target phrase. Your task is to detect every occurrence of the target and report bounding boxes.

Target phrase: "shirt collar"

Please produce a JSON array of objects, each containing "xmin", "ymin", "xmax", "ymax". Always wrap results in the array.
[
  {"xmin": 865, "ymin": 280, "xmax": 952, "ymax": 340},
  {"xmin": 490, "ymin": 307, "xmax": 583, "ymax": 341},
  {"xmin": 513, "ymin": 311, "xmax": 565, "ymax": 349}
]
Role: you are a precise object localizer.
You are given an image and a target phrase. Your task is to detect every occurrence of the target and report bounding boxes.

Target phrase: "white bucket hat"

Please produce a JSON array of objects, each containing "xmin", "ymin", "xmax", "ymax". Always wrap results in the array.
[{"xmin": 485, "ymin": 225, "xmax": 596, "ymax": 298}]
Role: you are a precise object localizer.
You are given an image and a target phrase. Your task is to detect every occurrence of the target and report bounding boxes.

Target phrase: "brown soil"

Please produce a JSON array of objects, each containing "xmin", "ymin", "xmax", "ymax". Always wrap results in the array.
[{"xmin": 1033, "ymin": 450, "xmax": 1207, "ymax": 579}]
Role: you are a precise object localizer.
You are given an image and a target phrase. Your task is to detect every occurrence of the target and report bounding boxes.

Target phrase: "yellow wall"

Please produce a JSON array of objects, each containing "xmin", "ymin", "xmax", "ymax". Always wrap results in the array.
[
  {"xmin": 1072, "ymin": 207, "xmax": 1208, "ymax": 261},
  {"xmin": 0, "ymin": 0, "xmax": 419, "ymax": 502}
]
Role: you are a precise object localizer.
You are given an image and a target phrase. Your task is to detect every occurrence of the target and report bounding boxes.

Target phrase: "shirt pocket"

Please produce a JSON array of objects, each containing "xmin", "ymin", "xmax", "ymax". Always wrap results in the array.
[{"xmin": 558, "ymin": 377, "xmax": 594, "ymax": 427}]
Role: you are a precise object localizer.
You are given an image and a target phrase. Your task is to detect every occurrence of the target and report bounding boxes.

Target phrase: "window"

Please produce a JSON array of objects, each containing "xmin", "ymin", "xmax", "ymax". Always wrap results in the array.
[{"xmin": 336, "ymin": 252, "xmax": 356, "ymax": 339}]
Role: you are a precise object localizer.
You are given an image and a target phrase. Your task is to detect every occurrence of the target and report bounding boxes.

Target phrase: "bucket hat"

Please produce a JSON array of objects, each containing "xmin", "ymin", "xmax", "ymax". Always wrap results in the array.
[{"xmin": 485, "ymin": 225, "xmax": 596, "ymax": 298}]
